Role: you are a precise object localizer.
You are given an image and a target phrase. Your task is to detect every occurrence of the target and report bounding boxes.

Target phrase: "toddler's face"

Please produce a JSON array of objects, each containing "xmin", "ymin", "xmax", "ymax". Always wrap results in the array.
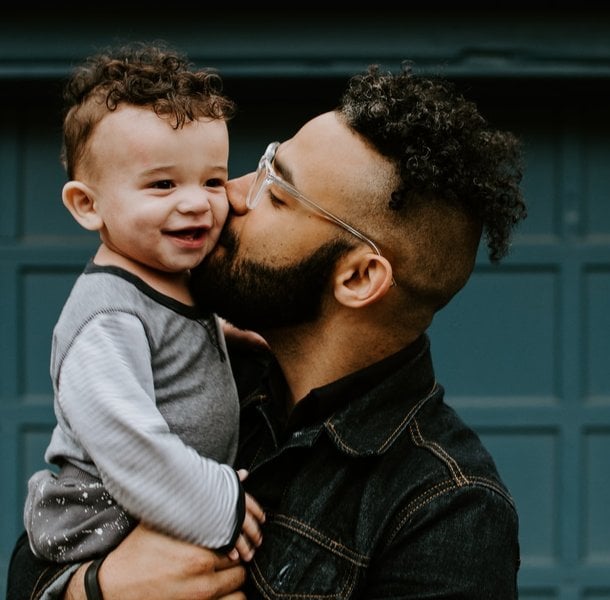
[{"xmin": 86, "ymin": 105, "xmax": 230, "ymax": 275}]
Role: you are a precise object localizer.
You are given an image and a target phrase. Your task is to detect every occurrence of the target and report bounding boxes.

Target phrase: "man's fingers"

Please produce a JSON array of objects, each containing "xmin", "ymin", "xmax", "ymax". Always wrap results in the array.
[{"xmin": 195, "ymin": 562, "xmax": 246, "ymax": 600}]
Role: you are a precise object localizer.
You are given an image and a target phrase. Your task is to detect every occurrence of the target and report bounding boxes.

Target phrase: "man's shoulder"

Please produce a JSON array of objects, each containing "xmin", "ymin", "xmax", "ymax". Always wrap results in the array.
[{"xmin": 394, "ymin": 394, "xmax": 517, "ymax": 513}]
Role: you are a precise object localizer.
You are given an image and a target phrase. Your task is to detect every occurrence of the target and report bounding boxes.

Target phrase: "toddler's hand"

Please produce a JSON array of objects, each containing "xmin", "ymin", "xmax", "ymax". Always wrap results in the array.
[{"xmin": 228, "ymin": 469, "xmax": 265, "ymax": 562}]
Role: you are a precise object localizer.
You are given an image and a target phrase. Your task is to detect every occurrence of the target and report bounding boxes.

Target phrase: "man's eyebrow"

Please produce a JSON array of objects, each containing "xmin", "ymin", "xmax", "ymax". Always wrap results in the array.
[{"xmin": 272, "ymin": 149, "xmax": 296, "ymax": 186}]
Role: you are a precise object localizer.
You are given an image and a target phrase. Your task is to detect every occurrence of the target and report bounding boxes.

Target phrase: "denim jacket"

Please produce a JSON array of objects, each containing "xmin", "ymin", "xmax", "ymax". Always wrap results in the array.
[
  {"xmin": 6, "ymin": 335, "xmax": 519, "ymax": 599},
  {"xmin": 236, "ymin": 334, "xmax": 520, "ymax": 598}
]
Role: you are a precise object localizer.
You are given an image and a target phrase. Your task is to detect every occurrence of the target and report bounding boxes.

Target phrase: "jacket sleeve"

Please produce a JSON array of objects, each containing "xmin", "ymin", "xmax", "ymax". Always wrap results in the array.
[{"xmin": 361, "ymin": 484, "xmax": 520, "ymax": 599}]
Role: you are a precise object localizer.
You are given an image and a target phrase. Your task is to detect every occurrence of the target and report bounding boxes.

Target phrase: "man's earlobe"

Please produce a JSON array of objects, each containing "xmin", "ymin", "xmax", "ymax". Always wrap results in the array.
[
  {"xmin": 334, "ymin": 253, "xmax": 394, "ymax": 308},
  {"xmin": 62, "ymin": 181, "xmax": 103, "ymax": 231}
]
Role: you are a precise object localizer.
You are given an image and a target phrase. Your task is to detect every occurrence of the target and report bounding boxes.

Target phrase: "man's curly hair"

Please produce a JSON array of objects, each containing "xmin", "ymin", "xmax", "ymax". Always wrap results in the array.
[
  {"xmin": 339, "ymin": 62, "xmax": 527, "ymax": 263},
  {"xmin": 61, "ymin": 41, "xmax": 236, "ymax": 179}
]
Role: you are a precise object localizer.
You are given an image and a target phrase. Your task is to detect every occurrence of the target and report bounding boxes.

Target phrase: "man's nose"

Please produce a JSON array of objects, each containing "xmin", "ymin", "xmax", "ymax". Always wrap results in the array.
[{"xmin": 226, "ymin": 173, "xmax": 255, "ymax": 215}]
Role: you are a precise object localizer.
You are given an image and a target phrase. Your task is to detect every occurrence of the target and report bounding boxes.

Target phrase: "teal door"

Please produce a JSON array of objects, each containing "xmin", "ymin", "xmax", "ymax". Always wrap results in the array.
[{"xmin": 429, "ymin": 79, "xmax": 610, "ymax": 597}]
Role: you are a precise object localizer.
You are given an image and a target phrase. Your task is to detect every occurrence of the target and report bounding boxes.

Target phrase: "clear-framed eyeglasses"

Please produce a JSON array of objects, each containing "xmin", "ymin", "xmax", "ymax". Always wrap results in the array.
[{"xmin": 246, "ymin": 141, "xmax": 390, "ymax": 264}]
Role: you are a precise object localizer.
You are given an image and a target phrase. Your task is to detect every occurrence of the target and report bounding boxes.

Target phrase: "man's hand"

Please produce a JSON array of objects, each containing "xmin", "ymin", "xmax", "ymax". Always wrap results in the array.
[
  {"xmin": 220, "ymin": 318, "xmax": 269, "ymax": 350},
  {"xmin": 65, "ymin": 524, "xmax": 246, "ymax": 600}
]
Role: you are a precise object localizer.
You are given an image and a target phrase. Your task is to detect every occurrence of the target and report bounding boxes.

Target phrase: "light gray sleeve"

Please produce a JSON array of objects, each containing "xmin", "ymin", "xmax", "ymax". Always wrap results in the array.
[{"xmin": 54, "ymin": 312, "xmax": 240, "ymax": 548}]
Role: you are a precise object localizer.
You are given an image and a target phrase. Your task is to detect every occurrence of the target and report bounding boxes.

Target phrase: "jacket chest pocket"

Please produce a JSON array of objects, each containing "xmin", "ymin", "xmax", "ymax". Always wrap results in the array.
[{"xmin": 247, "ymin": 515, "xmax": 367, "ymax": 599}]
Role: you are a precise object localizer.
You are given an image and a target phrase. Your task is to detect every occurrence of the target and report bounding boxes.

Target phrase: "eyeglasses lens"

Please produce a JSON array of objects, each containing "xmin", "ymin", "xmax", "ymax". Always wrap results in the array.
[{"xmin": 246, "ymin": 159, "xmax": 268, "ymax": 209}]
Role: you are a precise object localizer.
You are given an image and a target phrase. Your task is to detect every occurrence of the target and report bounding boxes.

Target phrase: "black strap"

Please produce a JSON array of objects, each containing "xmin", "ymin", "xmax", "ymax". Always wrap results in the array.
[{"xmin": 84, "ymin": 557, "xmax": 105, "ymax": 600}]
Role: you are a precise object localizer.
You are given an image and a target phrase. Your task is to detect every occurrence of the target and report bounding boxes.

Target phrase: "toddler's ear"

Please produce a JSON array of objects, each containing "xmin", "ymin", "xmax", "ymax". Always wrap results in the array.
[{"xmin": 62, "ymin": 181, "xmax": 103, "ymax": 231}]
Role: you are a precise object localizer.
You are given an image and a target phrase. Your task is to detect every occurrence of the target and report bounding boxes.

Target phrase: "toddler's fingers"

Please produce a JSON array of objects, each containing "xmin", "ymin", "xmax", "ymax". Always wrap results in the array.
[{"xmin": 233, "ymin": 534, "xmax": 255, "ymax": 563}]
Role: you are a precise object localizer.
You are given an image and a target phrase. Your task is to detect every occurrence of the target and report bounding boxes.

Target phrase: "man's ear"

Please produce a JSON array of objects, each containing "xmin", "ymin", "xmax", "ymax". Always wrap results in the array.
[
  {"xmin": 334, "ymin": 251, "xmax": 394, "ymax": 308},
  {"xmin": 62, "ymin": 181, "xmax": 103, "ymax": 231}
]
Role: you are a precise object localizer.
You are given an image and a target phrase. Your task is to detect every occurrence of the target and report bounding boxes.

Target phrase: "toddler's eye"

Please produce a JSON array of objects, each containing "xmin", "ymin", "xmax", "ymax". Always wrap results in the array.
[
  {"xmin": 205, "ymin": 178, "xmax": 225, "ymax": 188},
  {"xmin": 152, "ymin": 180, "xmax": 174, "ymax": 190}
]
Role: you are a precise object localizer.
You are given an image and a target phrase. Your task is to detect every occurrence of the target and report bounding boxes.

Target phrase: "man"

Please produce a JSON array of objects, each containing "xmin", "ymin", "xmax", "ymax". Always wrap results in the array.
[{"xmin": 8, "ymin": 62, "xmax": 526, "ymax": 599}]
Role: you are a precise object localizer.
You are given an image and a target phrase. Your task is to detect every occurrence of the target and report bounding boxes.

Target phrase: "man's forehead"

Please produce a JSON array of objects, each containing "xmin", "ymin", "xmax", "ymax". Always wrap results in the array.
[
  {"xmin": 274, "ymin": 111, "xmax": 394, "ymax": 210},
  {"xmin": 291, "ymin": 111, "xmax": 347, "ymax": 151},
  {"xmin": 279, "ymin": 111, "xmax": 372, "ymax": 174}
]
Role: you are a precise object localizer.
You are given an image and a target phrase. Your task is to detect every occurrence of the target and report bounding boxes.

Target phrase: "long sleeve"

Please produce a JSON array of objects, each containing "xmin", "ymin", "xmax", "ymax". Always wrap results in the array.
[{"xmin": 48, "ymin": 311, "xmax": 241, "ymax": 549}]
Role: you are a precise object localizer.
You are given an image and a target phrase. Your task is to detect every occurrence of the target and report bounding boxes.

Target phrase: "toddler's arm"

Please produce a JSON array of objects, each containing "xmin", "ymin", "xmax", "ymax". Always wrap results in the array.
[{"xmin": 228, "ymin": 470, "xmax": 266, "ymax": 562}]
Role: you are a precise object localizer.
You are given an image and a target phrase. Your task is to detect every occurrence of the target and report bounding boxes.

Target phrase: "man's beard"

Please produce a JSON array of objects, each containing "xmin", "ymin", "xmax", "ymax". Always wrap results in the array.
[{"xmin": 191, "ymin": 226, "xmax": 351, "ymax": 332}]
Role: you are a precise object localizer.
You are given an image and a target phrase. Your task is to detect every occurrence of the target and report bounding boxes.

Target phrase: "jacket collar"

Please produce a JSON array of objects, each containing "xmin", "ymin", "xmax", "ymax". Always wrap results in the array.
[
  {"xmin": 244, "ymin": 334, "xmax": 437, "ymax": 457},
  {"xmin": 318, "ymin": 334, "xmax": 437, "ymax": 456}
]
